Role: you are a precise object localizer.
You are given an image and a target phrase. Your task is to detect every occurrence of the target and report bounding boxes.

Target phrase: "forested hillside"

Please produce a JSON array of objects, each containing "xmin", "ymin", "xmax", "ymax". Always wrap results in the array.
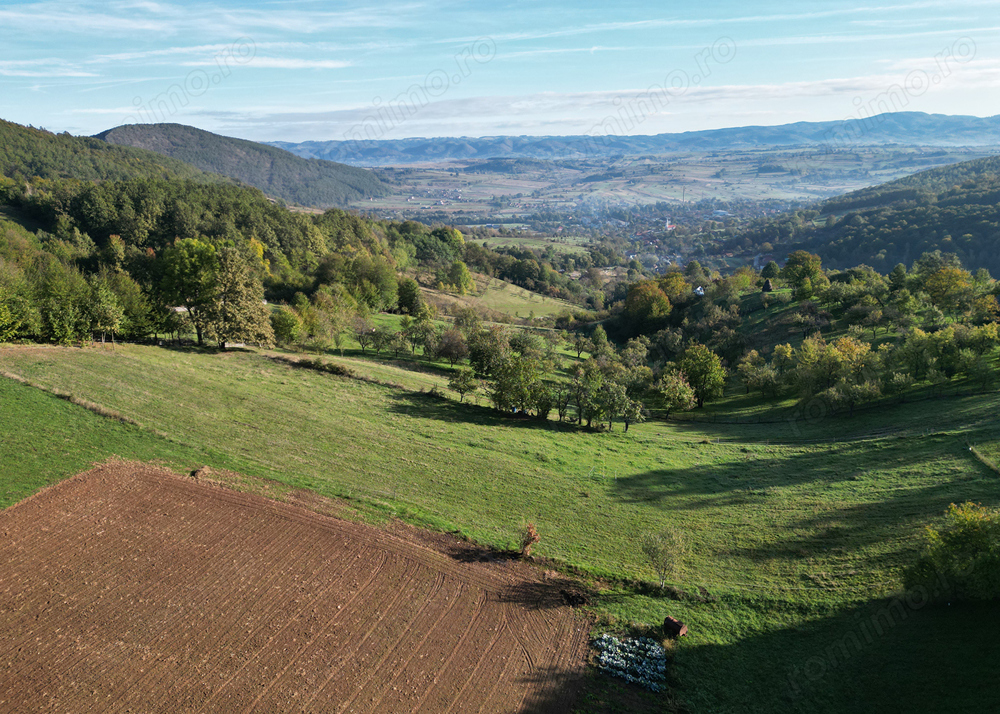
[
  {"xmin": 0, "ymin": 120, "xmax": 223, "ymax": 184},
  {"xmin": 0, "ymin": 118, "xmax": 610, "ymax": 353},
  {"xmin": 727, "ymin": 154, "xmax": 1000, "ymax": 273},
  {"xmin": 96, "ymin": 123, "xmax": 388, "ymax": 208}
]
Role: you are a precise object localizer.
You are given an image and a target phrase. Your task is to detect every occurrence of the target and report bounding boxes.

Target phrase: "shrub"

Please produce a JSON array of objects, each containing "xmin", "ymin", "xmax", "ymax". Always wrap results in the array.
[
  {"xmin": 905, "ymin": 502, "xmax": 1000, "ymax": 601},
  {"xmin": 519, "ymin": 523, "xmax": 540, "ymax": 557}
]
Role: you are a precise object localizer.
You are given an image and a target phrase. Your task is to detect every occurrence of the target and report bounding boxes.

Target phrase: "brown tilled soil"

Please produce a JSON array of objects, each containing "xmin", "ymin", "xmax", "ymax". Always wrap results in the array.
[{"xmin": 0, "ymin": 462, "xmax": 589, "ymax": 713}]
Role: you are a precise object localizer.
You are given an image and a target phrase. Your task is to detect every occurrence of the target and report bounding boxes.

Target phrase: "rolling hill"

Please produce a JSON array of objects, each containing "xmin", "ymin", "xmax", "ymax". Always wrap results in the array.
[
  {"xmin": 807, "ymin": 154, "xmax": 1000, "ymax": 271},
  {"xmin": 728, "ymin": 153, "xmax": 1000, "ymax": 273},
  {"xmin": 0, "ymin": 119, "xmax": 225, "ymax": 184},
  {"xmin": 95, "ymin": 123, "xmax": 389, "ymax": 208}
]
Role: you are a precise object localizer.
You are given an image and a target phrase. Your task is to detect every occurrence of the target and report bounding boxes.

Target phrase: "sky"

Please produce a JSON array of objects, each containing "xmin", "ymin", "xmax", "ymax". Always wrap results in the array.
[{"xmin": 2, "ymin": 0, "xmax": 999, "ymax": 143}]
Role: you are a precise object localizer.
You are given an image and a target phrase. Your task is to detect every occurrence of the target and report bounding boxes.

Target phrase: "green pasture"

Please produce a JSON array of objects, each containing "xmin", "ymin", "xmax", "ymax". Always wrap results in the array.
[{"xmin": 1, "ymin": 344, "xmax": 999, "ymax": 713}]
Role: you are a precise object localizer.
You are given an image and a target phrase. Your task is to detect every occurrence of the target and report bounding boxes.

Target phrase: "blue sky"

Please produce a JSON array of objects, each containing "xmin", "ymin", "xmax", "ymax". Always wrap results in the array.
[{"xmin": 2, "ymin": 0, "xmax": 998, "ymax": 142}]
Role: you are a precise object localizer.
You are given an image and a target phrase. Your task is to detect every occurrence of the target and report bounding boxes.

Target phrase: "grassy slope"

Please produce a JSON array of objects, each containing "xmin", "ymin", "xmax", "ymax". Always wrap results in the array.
[
  {"xmin": 0, "ymin": 373, "xmax": 231, "ymax": 509},
  {"xmin": 422, "ymin": 275, "xmax": 586, "ymax": 321},
  {"xmin": 2, "ymin": 344, "xmax": 999, "ymax": 712}
]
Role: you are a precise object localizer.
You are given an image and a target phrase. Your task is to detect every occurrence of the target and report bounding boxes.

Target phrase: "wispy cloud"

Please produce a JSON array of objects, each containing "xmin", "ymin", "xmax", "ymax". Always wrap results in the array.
[
  {"xmin": 0, "ymin": 59, "xmax": 97, "ymax": 77},
  {"xmin": 181, "ymin": 57, "xmax": 352, "ymax": 70}
]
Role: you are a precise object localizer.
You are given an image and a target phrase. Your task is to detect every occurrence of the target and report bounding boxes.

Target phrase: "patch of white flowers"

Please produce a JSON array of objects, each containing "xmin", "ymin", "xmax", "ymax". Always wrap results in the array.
[{"xmin": 592, "ymin": 634, "xmax": 667, "ymax": 692}]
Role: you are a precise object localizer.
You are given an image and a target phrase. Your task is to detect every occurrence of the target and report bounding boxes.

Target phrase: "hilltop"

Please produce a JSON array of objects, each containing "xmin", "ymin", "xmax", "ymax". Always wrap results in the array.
[
  {"xmin": 96, "ymin": 123, "xmax": 389, "ymax": 208},
  {"xmin": 0, "ymin": 119, "xmax": 225, "ymax": 184}
]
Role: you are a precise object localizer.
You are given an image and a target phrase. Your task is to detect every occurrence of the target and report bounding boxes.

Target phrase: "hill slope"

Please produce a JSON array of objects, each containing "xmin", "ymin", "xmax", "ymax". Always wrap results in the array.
[
  {"xmin": 269, "ymin": 112, "xmax": 1000, "ymax": 166},
  {"xmin": 0, "ymin": 119, "xmax": 224, "ymax": 184},
  {"xmin": 807, "ymin": 154, "xmax": 1000, "ymax": 270},
  {"xmin": 96, "ymin": 123, "xmax": 389, "ymax": 208}
]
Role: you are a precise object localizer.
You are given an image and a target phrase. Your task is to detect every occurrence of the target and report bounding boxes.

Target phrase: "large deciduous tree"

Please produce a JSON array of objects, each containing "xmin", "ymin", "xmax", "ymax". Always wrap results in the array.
[
  {"xmin": 161, "ymin": 238, "xmax": 218, "ymax": 346},
  {"xmin": 204, "ymin": 247, "xmax": 274, "ymax": 350},
  {"xmin": 678, "ymin": 343, "xmax": 727, "ymax": 408}
]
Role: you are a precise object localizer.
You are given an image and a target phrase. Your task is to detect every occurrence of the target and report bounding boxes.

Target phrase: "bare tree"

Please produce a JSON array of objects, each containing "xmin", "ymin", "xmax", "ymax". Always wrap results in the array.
[{"xmin": 641, "ymin": 529, "xmax": 687, "ymax": 589}]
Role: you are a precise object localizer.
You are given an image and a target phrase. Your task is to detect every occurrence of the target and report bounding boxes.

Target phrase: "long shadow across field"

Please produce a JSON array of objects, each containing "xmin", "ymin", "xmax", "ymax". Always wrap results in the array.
[
  {"xmin": 610, "ymin": 434, "xmax": 1000, "ymax": 570},
  {"xmin": 387, "ymin": 390, "xmax": 585, "ymax": 433},
  {"xmin": 674, "ymin": 599, "xmax": 1000, "ymax": 714}
]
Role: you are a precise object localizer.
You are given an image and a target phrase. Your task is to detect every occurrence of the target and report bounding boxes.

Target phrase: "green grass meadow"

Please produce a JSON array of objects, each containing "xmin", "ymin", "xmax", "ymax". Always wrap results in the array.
[{"xmin": 2, "ymin": 344, "xmax": 999, "ymax": 713}]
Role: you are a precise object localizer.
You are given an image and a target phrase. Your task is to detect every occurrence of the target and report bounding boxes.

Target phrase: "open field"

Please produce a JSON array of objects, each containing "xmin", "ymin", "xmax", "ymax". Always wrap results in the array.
[
  {"xmin": 422, "ymin": 277, "xmax": 582, "ymax": 321},
  {"xmin": 0, "ymin": 461, "xmax": 588, "ymax": 713},
  {"xmin": 3, "ymin": 344, "xmax": 1000, "ymax": 712}
]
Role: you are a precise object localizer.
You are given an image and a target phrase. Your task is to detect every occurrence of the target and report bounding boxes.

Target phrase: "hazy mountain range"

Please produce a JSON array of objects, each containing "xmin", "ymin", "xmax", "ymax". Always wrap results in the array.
[{"xmin": 267, "ymin": 112, "xmax": 1000, "ymax": 166}]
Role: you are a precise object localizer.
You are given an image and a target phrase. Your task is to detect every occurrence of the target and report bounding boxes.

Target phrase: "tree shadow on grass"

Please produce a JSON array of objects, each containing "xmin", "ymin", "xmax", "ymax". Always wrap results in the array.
[
  {"xmin": 387, "ymin": 390, "xmax": 585, "ymax": 433},
  {"xmin": 611, "ymin": 436, "xmax": 1000, "ymax": 573},
  {"xmin": 673, "ymin": 599, "xmax": 1000, "ymax": 714}
]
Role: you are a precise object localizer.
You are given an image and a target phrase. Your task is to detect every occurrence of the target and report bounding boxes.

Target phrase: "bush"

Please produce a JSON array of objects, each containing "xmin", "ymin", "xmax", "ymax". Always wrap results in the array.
[
  {"xmin": 905, "ymin": 502, "xmax": 1000, "ymax": 601},
  {"xmin": 519, "ymin": 522, "xmax": 540, "ymax": 557}
]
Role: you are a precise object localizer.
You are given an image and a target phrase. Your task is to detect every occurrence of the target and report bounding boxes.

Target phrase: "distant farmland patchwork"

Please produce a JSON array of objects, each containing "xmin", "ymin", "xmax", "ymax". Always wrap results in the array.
[{"xmin": 0, "ymin": 463, "xmax": 588, "ymax": 713}]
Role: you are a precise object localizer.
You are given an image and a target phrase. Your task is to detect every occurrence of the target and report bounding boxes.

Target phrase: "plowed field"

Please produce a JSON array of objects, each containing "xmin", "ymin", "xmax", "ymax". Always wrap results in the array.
[{"xmin": 0, "ymin": 463, "xmax": 589, "ymax": 713}]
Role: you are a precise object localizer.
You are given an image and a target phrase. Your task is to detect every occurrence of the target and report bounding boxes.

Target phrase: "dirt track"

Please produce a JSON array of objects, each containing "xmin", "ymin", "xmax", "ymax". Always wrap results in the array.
[{"xmin": 0, "ymin": 463, "xmax": 589, "ymax": 713}]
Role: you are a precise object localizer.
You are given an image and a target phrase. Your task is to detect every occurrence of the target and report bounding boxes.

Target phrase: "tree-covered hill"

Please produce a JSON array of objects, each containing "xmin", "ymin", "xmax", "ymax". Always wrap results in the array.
[
  {"xmin": 810, "ymin": 154, "xmax": 1000, "ymax": 271},
  {"xmin": 822, "ymin": 154, "xmax": 1000, "ymax": 214},
  {"xmin": 0, "ymin": 120, "xmax": 224, "ymax": 184},
  {"xmin": 728, "ymin": 154, "xmax": 1000, "ymax": 274},
  {"xmin": 95, "ymin": 123, "xmax": 389, "ymax": 208}
]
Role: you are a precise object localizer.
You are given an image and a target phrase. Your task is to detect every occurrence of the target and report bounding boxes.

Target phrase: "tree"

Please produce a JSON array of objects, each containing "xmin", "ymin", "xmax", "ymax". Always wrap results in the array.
[
  {"xmin": 658, "ymin": 272, "xmax": 691, "ymax": 303},
  {"xmin": 597, "ymin": 381, "xmax": 630, "ymax": 431},
  {"xmin": 87, "ymin": 278, "xmax": 124, "ymax": 345},
  {"xmin": 452, "ymin": 307, "xmax": 482, "ymax": 337},
  {"xmin": 678, "ymin": 344, "xmax": 727, "ymax": 407},
  {"xmin": 161, "ymin": 238, "xmax": 218, "ymax": 346},
  {"xmin": 204, "ymin": 247, "xmax": 274, "ymax": 350},
  {"xmin": 436, "ymin": 328, "xmax": 468, "ymax": 366},
  {"xmin": 0, "ymin": 286, "xmax": 23, "ymax": 343},
  {"xmin": 448, "ymin": 366, "xmax": 479, "ymax": 403},
  {"xmin": 270, "ymin": 305, "xmax": 302, "ymax": 346},
  {"xmin": 469, "ymin": 325, "xmax": 512, "ymax": 378},
  {"xmin": 657, "ymin": 371, "xmax": 697, "ymax": 419},
  {"xmin": 488, "ymin": 354, "xmax": 544, "ymax": 415},
  {"xmin": 396, "ymin": 276, "xmax": 424, "ymax": 315},
  {"xmin": 736, "ymin": 350, "xmax": 764, "ymax": 394},
  {"xmin": 404, "ymin": 317, "xmax": 436, "ymax": 356},
  {"xmin": 571, "ymin": 333, "xmax": 590, "ymax": 359},
  {"xmin": 761, "ymin": 261, "xmax": 781, "ymax": 280},
  {"xmin": 352, "ymin": 316, "xmax": 375, "ymax": 354},
  {"xmin": 924, "ymin": 266, "xmax": 974, "ymax": 313},
  {"xmin": 372, "ymin": 325, "xmax": 394, "ymax": 355},
  {"xmin": 781, "ymin": 250, "xmax": 824, "ymax": 292},
  {"xmin": 624, "ymin": 280, "xmax": 671, "ymax": 329},
  {"xmin": 621, "ymin": 398, "xmax": 647, "ymax": 432},
  {"xmin": 589, "ymin": 324, "xmax": 612, "ymax": 357},
  {"xmin": 641, "ymin": 529, "xmax": 687, "ymax": 589},
  {"xmin": 905, "ymin": 502, "xmax": 1000, "ymax": 602},
  {"xmin": 447, "ymin": 260, "xmax": 475, "ymax": 294}
]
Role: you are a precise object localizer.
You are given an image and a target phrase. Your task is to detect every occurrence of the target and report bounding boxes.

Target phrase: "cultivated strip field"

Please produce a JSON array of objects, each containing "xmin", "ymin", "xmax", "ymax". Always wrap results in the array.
[{"xmin": 0, "ymin": 463, "xmax": 588, "ymax": 713}]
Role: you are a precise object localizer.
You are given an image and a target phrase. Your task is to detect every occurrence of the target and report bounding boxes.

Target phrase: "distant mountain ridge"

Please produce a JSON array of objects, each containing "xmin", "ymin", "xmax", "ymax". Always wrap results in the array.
[
  {"xmin": 96, "ymin": 123, "xmax": 388, "ymax": 208},
  {"xmin": 268, "ymin": 112, "xmax": 1000, "ymax": 166}
]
